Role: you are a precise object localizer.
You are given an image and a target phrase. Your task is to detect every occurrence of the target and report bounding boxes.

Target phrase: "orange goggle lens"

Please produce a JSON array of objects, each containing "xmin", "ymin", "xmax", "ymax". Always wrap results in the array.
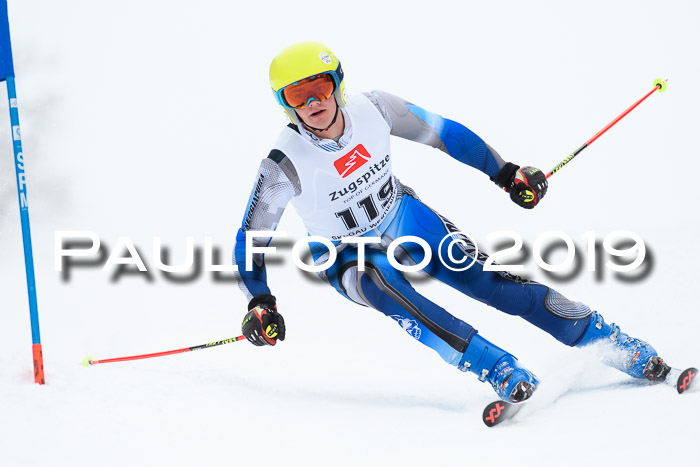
[{"xmin": 281, "ymin": 73, "xmax": 336, "ymax": 109}]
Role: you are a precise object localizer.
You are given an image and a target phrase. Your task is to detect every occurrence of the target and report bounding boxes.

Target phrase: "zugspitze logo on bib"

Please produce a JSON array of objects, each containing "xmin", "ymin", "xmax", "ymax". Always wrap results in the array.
[{"xmin": 334, "ymin": 144, "xmax": 371, "ymax": 178}]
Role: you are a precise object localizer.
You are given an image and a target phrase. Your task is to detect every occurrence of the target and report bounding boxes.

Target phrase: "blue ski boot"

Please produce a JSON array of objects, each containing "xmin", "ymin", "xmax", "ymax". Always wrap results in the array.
[
  {"xmin": 459, "ymin": 334, "xmax": 539, "ymax": 403},
  {"xmin": 576, "ymin": 311, "xmax": 671, "ymax": 381}
]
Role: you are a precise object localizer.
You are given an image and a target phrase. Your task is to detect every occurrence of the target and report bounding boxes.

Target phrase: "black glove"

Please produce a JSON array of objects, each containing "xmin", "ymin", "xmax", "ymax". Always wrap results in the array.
[
  {"xmin": 242, "ymin": 294, "xmax": 286, "ymax": 346},
  {"xmin": 492, "ymin": 162, "xmax": 548, "ymax": 209}
]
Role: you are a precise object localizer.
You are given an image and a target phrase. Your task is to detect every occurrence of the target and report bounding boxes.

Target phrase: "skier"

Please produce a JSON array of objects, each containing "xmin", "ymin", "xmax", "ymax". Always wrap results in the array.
[{"xmin": 234, "ymin": 41, "xmax": 671, "ymax": 404}]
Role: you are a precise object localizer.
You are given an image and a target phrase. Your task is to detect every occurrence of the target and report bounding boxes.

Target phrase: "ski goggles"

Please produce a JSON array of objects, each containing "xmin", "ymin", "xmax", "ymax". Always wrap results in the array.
[{"xmin": 276, "ymin": 71, "xmax": 340, "ymax": 109}]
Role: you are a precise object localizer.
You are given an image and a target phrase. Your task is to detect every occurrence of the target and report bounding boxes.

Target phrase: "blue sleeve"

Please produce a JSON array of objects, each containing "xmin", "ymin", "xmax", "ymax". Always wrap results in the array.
[
  {"xmin": 407, "ymin": 104, "xmax": 501, "ymax": 178},
  {"xmin": 234, "ymin": 227, "xmax": 271, "ymax": 299},
  {"xmin": 233, "ymin": 153, "xmax": 298, "ymax": 301}
]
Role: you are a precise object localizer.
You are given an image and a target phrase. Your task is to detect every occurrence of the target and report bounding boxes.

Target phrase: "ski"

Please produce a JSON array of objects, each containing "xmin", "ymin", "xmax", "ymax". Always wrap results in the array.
[
  {"xmin": 482, "ymin": 400, "xmax": 522, "ymax": 427},
  {"xmin": 670, "ymin": 367, "xmax": 697, "ymax": 394},
  {"xmin": 482, "ymin": 366, "xmax": 698, "ymax": 427}
]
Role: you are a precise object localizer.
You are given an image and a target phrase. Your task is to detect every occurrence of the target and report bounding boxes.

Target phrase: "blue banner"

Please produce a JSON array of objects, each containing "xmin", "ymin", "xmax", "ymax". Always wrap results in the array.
[{"xmin": 0, "ymin": 0, "xmax": 15, "ymax": 81}]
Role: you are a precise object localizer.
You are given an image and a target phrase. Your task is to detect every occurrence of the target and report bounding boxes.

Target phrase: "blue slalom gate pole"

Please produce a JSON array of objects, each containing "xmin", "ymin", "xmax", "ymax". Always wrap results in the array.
[{"xmin": 1, "ymin": 0, "xmax": 44, "ymax": 384}]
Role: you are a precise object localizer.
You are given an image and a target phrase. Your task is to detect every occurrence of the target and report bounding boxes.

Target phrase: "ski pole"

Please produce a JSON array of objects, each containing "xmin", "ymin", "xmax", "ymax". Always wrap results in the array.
[
  {"xmin": 83, "ymin": 335, "xmax": 247, "ymax": 366},
  {"xmin": 547, "ymin": 78, "xmax": 668, "ymax": 179},
  {"xmin": 1, "ymin": 0, "xmax": 45, "ymax": 384}
]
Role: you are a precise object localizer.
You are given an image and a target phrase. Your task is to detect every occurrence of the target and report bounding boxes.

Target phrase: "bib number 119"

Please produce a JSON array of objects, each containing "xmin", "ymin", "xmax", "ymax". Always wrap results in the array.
[{"xmin": 335, "ymin": 178, "xmax": 394, "ymax": 230}]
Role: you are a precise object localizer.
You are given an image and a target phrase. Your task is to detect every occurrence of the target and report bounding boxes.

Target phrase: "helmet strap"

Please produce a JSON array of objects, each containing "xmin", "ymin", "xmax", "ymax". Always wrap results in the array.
[{"xmin": 299, "ymin": 101, "xmax": 340, "ymax": 133}]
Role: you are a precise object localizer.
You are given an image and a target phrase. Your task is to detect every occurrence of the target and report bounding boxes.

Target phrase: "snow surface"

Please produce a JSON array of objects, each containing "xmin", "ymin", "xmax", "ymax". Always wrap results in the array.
[{"xmin": 1, "ymin": 0, "xmax": 699, "ymax": 465}]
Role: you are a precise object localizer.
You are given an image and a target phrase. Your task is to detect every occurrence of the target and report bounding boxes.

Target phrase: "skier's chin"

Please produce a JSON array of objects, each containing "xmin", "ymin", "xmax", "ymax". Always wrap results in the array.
[{"xmin": 302, "ymin": 111, "xmax": 331, "ymax": 129}]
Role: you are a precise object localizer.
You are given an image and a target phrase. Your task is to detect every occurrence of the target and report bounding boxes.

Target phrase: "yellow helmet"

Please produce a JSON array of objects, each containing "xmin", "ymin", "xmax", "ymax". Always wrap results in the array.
[{"xmin": 269, "ymin": 41, "xmax": 346, "ymax": 125}]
